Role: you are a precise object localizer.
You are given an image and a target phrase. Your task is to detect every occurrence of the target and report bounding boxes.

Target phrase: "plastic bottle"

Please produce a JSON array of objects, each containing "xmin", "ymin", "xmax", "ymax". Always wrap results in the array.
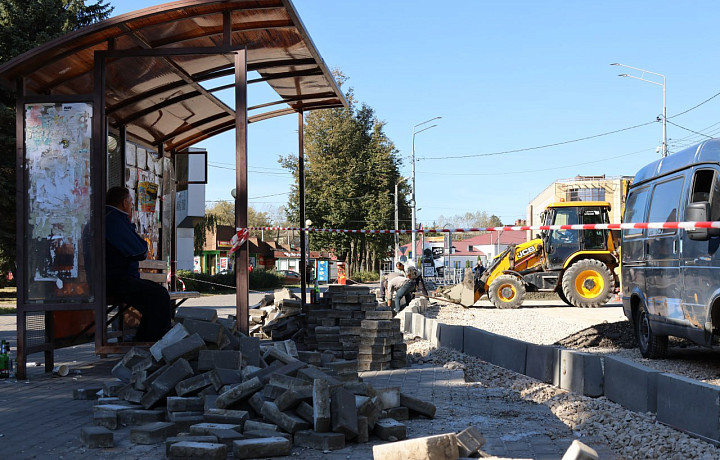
[{"xmin": 0, "ymin": 342, "xmax": 8, "ymax": 378}]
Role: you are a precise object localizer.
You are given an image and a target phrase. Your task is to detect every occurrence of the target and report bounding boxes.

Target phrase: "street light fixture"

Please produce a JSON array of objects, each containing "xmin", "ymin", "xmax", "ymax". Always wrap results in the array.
[
  {"xmin": 411, "ymin": 116, "xmax": 441, "ymax": 266},
  {"xmin": 611, "ymin": 63, "xmax": 667, "ymax": 157}
]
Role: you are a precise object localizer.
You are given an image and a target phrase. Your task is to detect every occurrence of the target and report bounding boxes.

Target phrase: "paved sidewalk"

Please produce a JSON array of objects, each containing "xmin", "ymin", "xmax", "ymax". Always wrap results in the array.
[{"xmin": 0, "ymin": 292, "xmax": 618, "ymax": 459}]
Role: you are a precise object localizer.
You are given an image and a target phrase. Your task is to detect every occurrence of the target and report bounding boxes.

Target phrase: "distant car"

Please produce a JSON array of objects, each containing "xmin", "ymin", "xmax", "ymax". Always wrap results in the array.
[
  {"xmin": 277, "ymin": 270, "xmax": 301, "ymax": 284},
  {"xmin": 217, "ymin": 269, "xmax": 231, "ymax": 275}
]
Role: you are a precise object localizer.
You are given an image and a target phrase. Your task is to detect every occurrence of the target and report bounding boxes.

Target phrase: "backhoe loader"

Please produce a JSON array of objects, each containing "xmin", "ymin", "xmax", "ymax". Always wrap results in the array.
[{"xmin": 474, "ymin": 201, "xmax": 619, "ymax": 308}]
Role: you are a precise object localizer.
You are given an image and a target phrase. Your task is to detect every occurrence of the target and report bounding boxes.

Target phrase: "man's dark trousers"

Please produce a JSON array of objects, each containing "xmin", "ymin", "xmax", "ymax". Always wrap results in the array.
[{"xmin": 108, "ymin": 276, "xmax": 171, "ymax": 342}]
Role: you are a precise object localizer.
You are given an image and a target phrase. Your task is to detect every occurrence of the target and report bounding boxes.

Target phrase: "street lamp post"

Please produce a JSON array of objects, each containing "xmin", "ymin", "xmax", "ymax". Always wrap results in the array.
[
  {"xmin": 411, "ymin": 117, "xmax": 441, "ymax": 266},
  {"xmin": 611, "ymin": 63, "xmax": 667, "ymax": 157},
  {"xmin": 394, "ymin": 177, "xmax": 407, "ymax": 267}
]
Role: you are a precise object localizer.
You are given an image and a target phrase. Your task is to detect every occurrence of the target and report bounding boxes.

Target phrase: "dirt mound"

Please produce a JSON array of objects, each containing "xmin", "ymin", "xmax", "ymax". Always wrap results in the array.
[{"xmin": 555, "ymin": 320, "xmax": 636, "ymax": 350}]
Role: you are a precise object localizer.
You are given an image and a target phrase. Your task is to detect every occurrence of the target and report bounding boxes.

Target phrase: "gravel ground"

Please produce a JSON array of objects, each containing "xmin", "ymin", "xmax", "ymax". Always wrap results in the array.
[{"xmin": 411, "ymin": 297, "xmax": 720, "ymax": 459}]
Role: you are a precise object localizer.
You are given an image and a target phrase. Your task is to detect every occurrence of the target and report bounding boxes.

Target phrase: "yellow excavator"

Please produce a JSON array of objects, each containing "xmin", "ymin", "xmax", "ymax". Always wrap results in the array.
[{"xmin": 475, "ymin": 201, "xmax": 619, "ymax": 308}]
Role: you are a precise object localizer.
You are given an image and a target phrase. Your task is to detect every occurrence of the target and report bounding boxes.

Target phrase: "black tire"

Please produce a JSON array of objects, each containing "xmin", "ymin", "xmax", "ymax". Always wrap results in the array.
[
  {"xmin": 561, "ymin": 259, "xmax": 614, "ymax": 308},
  {"xmin": 488, "ymin": 275, "xmax": 526, "ymax": 309},
  {"xmin": 556, "ymin": 289, "xmax": 573, "ymax": 307},
  {"xmin": 635, "ymin": 305, "xmax": 668, "ymax": 359}
]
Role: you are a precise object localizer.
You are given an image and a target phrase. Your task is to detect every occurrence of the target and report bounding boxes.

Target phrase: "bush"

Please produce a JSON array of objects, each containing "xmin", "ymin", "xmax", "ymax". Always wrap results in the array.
[
  {"xmin": 176, "ymin": 269, "xmax": 283, "ymax": 293},
  {"xmin": 351, "ymin": 270, "xmax": 380, "ymax": 283}
]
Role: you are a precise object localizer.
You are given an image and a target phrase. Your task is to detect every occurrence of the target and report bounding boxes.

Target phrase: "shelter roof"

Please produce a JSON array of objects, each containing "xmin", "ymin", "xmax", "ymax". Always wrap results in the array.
[{"xmin": 0, "ymin": 0, "xmax": 346, "ymax": 152}]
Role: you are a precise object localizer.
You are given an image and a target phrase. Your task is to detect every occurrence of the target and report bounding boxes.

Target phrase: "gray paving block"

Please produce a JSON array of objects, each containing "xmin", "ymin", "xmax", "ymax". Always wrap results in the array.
[
  {"xmin": 330, "ymin": 386, "xmax": 358, "ymax": 439},
  {"xmin": 161, "ymin": 333, "xmax": 207, "ymax": 364},
  {"xmin": 490, "ymin": 334, "xmax": 527, "ymax": 374},
  {"xmin": 165, "ymin": 435, "xmax": 218, "ymax": 455},
  {"xmin": 167, "ymin": 396, "xmax": 205, "ymax": 413},
  {"xmin": 524, "ymin": 343, "xmax": 559, "ymax": 384},
  {"xmin": 168, "ymin": 441, "xmax": 226, "ymax": 459},
  {"xmin": 558, "ymin": 349, "xmax": 604, "ymax": 397},
  {"xmin": 150, "ymin": 323, "xmax": 190, "ymax": 361},
  {"xmin": 657, "ymin": 372, "xmax": 720, "ymax": 441},
  {"xmin": 80, "ymin": 426, "xmax": 113, "ymax": 448},
  {"xmin": 437, "ymin": 323, "xmax": 464, "ymax": 352},
  {"xmin": 232, "ymin": 437, "xmax": 291, "ymax": 459},
  {"xmin": 215, "ymin": 376, "xmax": 263, "ymax": 409},
  {"xmin": 175, "ymin": 307, "xmax": 218, "ymax": 323},
  {"xmin": 175, "ymin": 371, "xmax": 215, "ymax": 397},
  {"xmin": 198, "ymin": 350, "xmax": 242, "ymax": 371},
  {"xmin": 130, "ymin": 421, "xmax": 177, "ymax": 444},
  {"xmin": 410, "ymin": 313, "xmax": 426, "ymax": 339},
  {"xmin": 423, "ymin": 318, "xmax": 438, "ymax": 346},
  {"xmin": 463, "ymin": 327, "xmax": 496, "ymax": 361},
  {"xmin": 294, "ymin": 430, "xmax": 346, "ymax": 450},
  {"xmin": 182, "ymin": 318, "xmax": 224, "ymax": 344},
  {"xmin": 604, "ymin": 356, "xmax": 660, "ymax": 413}
]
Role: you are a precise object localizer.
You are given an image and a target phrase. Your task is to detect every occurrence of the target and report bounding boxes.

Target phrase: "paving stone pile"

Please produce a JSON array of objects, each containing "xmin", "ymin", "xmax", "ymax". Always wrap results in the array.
[
  {"xmin": 306, "ymin": 285, "xmax": 407, "ymax": 371},
  {"xmin": 76, "ymin": 306, "xmax": 435, "ymax": 458}
]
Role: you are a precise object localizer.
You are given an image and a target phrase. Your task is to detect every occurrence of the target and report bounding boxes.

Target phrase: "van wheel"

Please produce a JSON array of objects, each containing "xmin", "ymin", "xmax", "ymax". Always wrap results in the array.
[
  {"xmin": 561, "ymin": 259, "xmax": 614, "ymax": 308},
  {"xmin": 635, "ymin": 306, "xmax": 668, "ymax": 359},
  {"xmin": 488, "ymin": 275, "xmax": 526, "ymax": 309}
]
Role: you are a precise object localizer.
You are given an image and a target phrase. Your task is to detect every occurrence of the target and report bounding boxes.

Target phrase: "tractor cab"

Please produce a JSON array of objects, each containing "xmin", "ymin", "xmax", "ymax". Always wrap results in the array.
[{"xmin": 540, "ymin": 201, "xmax": 614, "ymax": 271}]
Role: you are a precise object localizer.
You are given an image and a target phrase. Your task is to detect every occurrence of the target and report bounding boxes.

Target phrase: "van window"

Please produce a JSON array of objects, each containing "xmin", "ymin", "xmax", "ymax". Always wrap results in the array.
[
  {"xmin": 647, "ymin": 177, "xmax": 684, "ymax": 236},
  {"xmin": 623, "ymin": 187, "xmax": 649, "ymax": 238},
  {"xmin": 691, "ymin": 169, "xmax": 720, "ymax": 221}
]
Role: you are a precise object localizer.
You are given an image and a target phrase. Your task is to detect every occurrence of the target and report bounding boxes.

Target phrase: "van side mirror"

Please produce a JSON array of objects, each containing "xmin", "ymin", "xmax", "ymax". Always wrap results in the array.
[{"xmin": 686, "ymin": 202, "xmax": 711, "ymax": 241}]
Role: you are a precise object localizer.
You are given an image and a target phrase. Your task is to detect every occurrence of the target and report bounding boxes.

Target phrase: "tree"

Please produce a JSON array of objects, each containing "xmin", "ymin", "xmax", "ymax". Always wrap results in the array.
[
  {"xmin": 433, "ymin": 211, "xmax": 504, "ymax": 240},
  {"xmin": 0, "ymin": 0, "xmax": 113, "ymax": 273},
  {"xmin": 280, "ymin": 73, "xmax": 408, "ymax": 274},
  {"xmin": 205, "ymin": 200, "xmax": 273, "ymax": 239}
]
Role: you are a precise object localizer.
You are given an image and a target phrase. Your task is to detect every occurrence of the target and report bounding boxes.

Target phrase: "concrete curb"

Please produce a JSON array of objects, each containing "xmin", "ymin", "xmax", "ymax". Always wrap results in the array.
[{"xmin": 404, "ymin": 313, "xmax": 720, "ymax": 443}]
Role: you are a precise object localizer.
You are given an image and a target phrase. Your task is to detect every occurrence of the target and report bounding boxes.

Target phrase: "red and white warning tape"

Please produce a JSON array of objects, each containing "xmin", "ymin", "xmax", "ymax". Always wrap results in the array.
[
  {"xmin": 236, "ymin": 221, "xmax": 720, "ymax": 234},
  {"xmin": 228, "ymin": 221, "xmax": 720, "ymax": 252}
]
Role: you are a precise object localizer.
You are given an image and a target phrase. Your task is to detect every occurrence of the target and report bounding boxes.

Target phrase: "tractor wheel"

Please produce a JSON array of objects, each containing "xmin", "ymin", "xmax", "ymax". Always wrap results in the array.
[
  {"xmin": 561, "ymin": 259, "xmax": 614, "ymax": 308},
  {"xmin": 556, "ymin": 289, "xmax": 573, "ymax": 307},
  {"xmin": 488, "ymin": 275, "xmax": 526, "ymax": 309}
]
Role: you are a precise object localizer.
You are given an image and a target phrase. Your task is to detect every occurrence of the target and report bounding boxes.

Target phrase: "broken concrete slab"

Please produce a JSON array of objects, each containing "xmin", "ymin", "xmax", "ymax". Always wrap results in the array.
[{"xmin": 372, "ymin": 433, "xmax": 458, "ymax": 460}]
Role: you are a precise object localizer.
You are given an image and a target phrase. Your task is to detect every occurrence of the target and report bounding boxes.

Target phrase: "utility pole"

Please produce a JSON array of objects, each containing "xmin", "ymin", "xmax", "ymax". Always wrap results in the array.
[
  {"xmin": 394, "ymin": 177, "xmax": 407, "ymax": 267},
  {"xmin": 411, "ymin": 117, "xmax": 440, "ymax": 266}
]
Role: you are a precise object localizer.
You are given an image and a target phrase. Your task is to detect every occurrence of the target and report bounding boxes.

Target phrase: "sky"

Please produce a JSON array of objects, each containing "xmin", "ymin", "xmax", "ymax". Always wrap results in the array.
[{"xmin": 110, "ymin": 0, "xmax": 720, "ymax": 230}]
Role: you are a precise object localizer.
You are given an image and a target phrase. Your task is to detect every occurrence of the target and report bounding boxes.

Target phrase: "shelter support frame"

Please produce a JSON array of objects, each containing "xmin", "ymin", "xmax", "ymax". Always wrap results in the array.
[{"xmin": 15, "ymin": 45, "xmax": 250, "ymax": 379}]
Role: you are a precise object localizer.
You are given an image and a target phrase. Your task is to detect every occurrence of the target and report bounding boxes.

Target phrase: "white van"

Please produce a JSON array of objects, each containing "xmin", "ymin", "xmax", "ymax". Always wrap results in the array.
[{"xmin": 622, "ymin": 139, "xmax": 720, "ymax": 358}]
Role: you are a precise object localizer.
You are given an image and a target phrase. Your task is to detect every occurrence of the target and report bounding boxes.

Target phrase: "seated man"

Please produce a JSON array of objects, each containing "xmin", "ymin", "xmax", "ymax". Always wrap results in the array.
[{"xmin": 106, "ymin": 187, "xmax": 171, "ymax": 342}]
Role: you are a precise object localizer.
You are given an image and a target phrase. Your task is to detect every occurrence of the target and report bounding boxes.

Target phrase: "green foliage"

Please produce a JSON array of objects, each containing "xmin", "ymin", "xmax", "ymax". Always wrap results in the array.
[
  {"xmin": 0, "ymin": 0, "xmax": 113, "ymax": 273},
  {"xmin": 177, "ymin": 268, "xmax": 283, "ymax": 293},
  {"xmin": 280, "ymin": 72, "xmax": 406, "ymax": 273},
  {"xmin": 205, "ymin": 201, "xmax": 273, "ymax": 239},
  {"xmin": 194, "ymin": 214, "xmax": 218, "ymax": 255},
  {"xmin": 350, "ymin": 270, "xmax": 380, "ymax": 283}
]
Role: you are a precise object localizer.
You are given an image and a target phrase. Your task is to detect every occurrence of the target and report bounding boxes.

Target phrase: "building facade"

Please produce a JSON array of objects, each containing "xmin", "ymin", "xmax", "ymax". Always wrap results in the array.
[{"xmin": 526, "ymin": 175, "xmax": 633, "ymax": 233}]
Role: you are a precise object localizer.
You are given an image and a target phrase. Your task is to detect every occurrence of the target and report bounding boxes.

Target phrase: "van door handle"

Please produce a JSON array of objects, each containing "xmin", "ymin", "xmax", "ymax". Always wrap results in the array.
[{"xmin": 673, "ymin": 239, "xmax": 678, "ymax": 254}]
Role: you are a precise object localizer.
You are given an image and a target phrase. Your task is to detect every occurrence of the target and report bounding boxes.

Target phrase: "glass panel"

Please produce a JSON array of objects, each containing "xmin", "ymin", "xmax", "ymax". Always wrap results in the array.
[
  {"xmin": 647, "ymin": 177, "xmax": 684, "ymax": 236},
  {"xmin": 566, "ymin": 187, "xmax": 606, "ymax": 202},
  {"xmin": 623, "ymin": 187, "xmax": 649, "ymax": 238},
  {"xmin": 24, "ymin": 102, "xmax": 94, "ymax": 302},
  {"xmin": 550, "ymin": 207, "xmax": 578, "ymax": 244},
  {"xmin": 582, "ymin": 208, "xmax": 607, "ymax": 250}
]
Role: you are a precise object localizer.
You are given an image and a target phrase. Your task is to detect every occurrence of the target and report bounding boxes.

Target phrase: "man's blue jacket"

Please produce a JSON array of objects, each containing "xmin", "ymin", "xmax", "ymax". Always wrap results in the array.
[{"xmin": 105, "ymin": 205, "xmax": 148, "ymax": 279}]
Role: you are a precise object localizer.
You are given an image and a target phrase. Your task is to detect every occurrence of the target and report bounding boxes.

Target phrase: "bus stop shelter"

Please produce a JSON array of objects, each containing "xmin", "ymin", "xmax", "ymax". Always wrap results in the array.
[{"xmin": 0, "ymin": 0, "xmax": 346, "ymax": 379}]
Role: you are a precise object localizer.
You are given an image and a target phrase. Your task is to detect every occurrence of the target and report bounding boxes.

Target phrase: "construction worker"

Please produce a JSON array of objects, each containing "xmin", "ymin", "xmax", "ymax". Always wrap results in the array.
[
  {"xmin": 380, "ymin": 262, "xmax": 405, "ymax": 302},
  {"xmin": 388, "ymin": 266, "xmax": 418, "ymax": 314}
]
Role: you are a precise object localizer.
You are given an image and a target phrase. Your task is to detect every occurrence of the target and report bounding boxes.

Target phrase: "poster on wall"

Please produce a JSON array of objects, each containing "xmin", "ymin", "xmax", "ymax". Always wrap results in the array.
[
  {"xmin": 24, "ymin": 102, "xmax": 93, "ymax": 301},
  {"xmin": 137, "ymin": 181, "xmax": 159, "ymax": 212}
]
